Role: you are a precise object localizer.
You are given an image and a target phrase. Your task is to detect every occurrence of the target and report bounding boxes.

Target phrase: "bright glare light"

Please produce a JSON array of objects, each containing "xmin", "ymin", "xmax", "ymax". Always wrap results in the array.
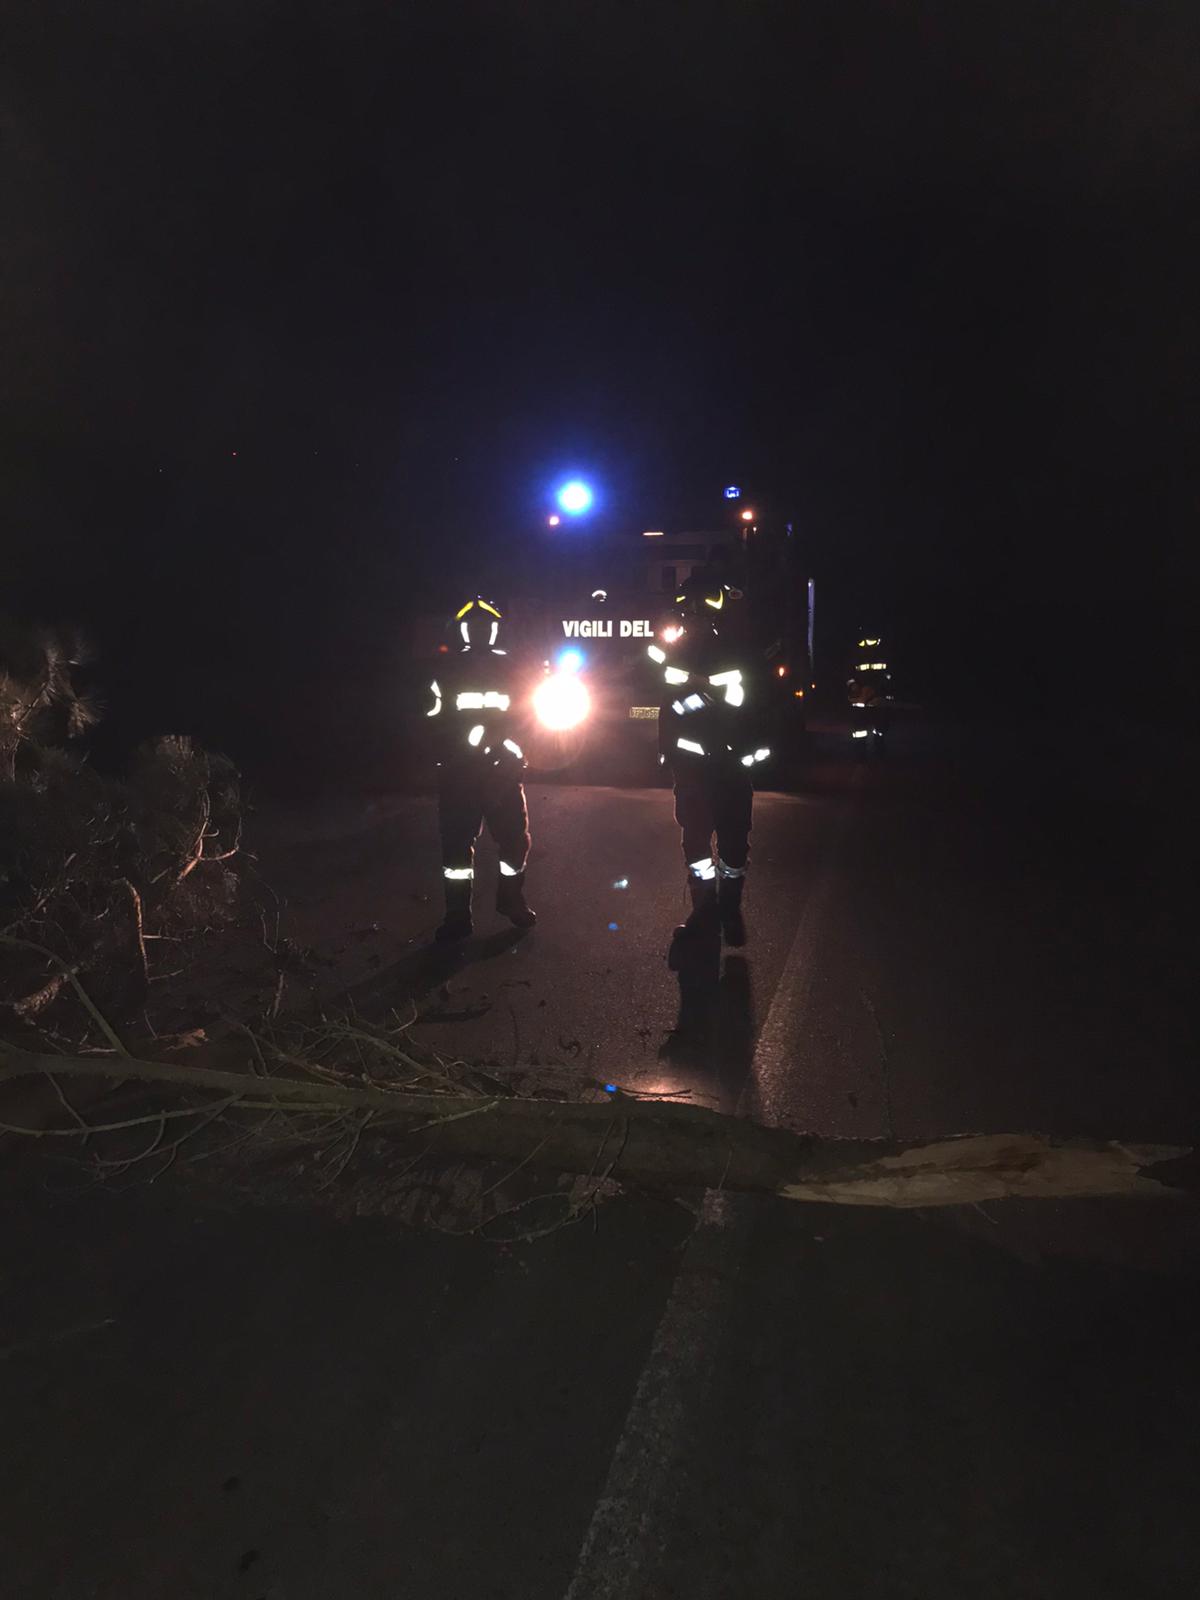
[
  {"xmin": 556, "ymin": 480, "xmax": 594, "ymax": 515},
  {"xmin": 724, "ymin": 485, "xmax": 741, "ymax": 499},
  {"xmin": 547, "ymin": 514, "xmax": 561, "ymax": 527},
  {"xmin": 776, "ymin": 665, "xmax": 788, "ymax": 678},
  {"xmin": 534, "ymin": 672, "xmax": 590, "ymax": 730},
  {"xmin": 661, "ymin": 624, "xmax": 684, "ymax": 643},
  {"xmin": 642, "ymin": 529, "xmax": 664, "ymax": 538},
  {"xmin": 613, "ymin": 877, "xmax": 629, "ymax": 889},
  {"xmin": 740, "ymin": 509, "xmax": 754, "ymax": 522},
  {"xmin": 557, "ymin": 647, "xmax": 585, "ymax": 674}
]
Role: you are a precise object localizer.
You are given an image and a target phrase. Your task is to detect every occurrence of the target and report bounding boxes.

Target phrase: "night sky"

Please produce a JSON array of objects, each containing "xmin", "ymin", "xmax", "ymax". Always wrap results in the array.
[{"xmin": 5, "ymin": 0, "xmax": 1197, "ymax": 755}]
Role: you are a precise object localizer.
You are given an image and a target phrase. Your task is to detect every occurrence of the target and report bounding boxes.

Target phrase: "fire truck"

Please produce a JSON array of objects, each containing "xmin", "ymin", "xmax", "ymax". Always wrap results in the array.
[
  {"xmin": 507, "ymin": 511, "xmax": 814, "ymax": 779},
  {"xmin": 408, "ymin": 497, "xmax": 813, "ymax": 781}
]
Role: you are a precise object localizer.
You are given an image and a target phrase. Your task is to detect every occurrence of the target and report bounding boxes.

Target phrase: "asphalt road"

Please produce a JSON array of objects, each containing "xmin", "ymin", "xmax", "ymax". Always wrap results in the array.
[
  {"xmin": 4, "ymin": 714, "xmax": 1196, "ymax": 1599},
  {"xmin": 260, "ymin": 714, "xmax": 1193, "ymax": 1144}
]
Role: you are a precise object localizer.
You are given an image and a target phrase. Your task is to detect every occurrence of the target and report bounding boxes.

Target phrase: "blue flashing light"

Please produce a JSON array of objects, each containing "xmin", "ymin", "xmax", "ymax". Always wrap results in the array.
[
  {"xmin": 607, "ymin": 922, "xmax": 619, "ymax": 931},
  {"xmin": 724, "ymin": 484, "xmax": 741, "ymax": 500},
  {"xmin": 604, "ymin": 1084, "xmax": 618, "ymax": 1093},
  {"xmin": 556, "ymin": 480, "xmax": 594, "ymax": 515},
  {"xmin": 557, "ymin": 647, "xmax": 585, "ymax": 674}
]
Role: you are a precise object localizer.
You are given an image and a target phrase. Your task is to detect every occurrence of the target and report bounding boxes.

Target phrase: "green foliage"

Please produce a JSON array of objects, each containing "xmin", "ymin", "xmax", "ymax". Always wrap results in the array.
[
  {"xmin": 0, "ymin": 619, "xmax": 99, "ymax": 778},
  {"xmin": 0, "ymin": 621, "xmax": 243, "ymax": 1026}
]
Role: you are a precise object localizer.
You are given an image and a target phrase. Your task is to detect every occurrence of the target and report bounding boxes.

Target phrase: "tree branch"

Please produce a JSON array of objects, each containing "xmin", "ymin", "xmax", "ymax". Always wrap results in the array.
[{"xmin": 0, "ymin": 938, "xmax": 128, "ymax": 1054}]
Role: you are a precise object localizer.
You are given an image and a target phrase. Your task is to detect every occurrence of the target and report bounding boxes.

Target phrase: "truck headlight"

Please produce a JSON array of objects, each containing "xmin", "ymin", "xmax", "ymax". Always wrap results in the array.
[{"xmin": 533, "ymin": 673, "xmax": 591, "ymax": 731}]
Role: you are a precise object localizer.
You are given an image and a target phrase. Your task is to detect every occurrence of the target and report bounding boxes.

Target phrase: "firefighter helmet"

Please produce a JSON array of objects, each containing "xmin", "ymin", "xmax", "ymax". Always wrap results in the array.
[
  {"xmin": 674, "ymin": 570, "xmax": 730, "ymax": 619},
  {"xmin": 452, "ymin": 596, "xmax": 504, "ymax": 649}
]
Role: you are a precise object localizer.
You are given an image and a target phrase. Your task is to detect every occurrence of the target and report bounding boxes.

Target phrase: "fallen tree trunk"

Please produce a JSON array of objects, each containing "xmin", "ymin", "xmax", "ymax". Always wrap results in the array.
[{"xmin": 0, "ymin": 1042, "xmax": 1192, "ymax": 1208}]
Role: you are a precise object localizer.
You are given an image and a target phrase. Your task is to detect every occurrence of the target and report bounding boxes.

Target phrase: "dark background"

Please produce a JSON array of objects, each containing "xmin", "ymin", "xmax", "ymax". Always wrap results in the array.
[{"xmin": 4, "ymin": 0, "xmax": 1197, "ymax": 767}]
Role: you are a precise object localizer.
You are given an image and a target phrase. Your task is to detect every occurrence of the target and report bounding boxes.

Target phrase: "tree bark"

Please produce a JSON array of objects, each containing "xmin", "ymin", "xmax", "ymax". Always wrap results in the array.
[{"xmin": 0, "ymin": 1042, "xmax": 1191, "ymax": 1207}]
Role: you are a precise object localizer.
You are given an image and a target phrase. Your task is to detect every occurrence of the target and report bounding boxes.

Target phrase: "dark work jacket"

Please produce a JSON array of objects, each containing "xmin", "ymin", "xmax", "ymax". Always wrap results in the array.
[
  {"xmin": 425, "ymin": 647, "xmax": 527, "ymax": 776},
  {"xmin": 649, "ymin": 625, "xmax": 763, "ymax": 775}
]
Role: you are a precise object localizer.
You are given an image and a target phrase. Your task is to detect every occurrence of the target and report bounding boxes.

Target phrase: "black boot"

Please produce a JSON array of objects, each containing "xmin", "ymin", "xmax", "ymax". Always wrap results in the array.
[
  {"xmin": 718, "ymin": 875, "xmax": 747, "ymax": 947},
  {"xmin": 668, "ymin": 877, "xmax": 719, "ymax": 969},
  {"xmin": 436, "ymin": 879, "xmax": 474, "ymax": 942},
  {"xmin": 683, "ymin": 875, "xmax": 720, "ymax": 932},
  {"xmin": 496, "ymin": 871, "xmax": 537, "ymax": 928}
]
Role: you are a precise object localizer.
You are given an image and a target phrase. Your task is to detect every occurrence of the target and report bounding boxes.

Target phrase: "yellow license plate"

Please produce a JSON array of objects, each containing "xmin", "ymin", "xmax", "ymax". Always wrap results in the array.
[{"xmin": 628, "ymin": 706, "xmax": 658, "ymax": 720}]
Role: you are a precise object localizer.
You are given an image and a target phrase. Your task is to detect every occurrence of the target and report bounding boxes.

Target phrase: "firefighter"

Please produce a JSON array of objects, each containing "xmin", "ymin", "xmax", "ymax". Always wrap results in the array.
[
  {"xmin": 648, "ymin": 571, "xmax": 770, "ymax": 950},
  {"xmin": 846, "ymin": 632, "xmax": 892, "ymax": 743},
  {"xmin": 426, "ymin": 597, "xmax": 536, "ymax": 942}
]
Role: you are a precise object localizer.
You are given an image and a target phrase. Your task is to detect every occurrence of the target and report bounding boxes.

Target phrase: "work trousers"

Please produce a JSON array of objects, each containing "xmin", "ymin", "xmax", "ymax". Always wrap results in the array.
[
  {"xmin": 438, "ymin": 764, "xmax": 530, "ymax": 880},
  {"xmin": 674, "ymin": 767, "xmax": 753, "ymax": 879}
]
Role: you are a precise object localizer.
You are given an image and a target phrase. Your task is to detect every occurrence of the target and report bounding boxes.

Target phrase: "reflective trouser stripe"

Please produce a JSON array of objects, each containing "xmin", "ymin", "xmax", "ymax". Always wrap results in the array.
[
  {"xmin": 443, "ymin": 866, "xmax": 474, "ymax": 880},
  {"xmin": 717, "ymin": 859, "xmax": 747, "ymax": 879},
  {"xmin": 688, "ymin": 857, "xmax": 718, "ymax": 881},
  {"xmin": 498, "ymin": 860, "xmax": 521, "ymax": 878}
]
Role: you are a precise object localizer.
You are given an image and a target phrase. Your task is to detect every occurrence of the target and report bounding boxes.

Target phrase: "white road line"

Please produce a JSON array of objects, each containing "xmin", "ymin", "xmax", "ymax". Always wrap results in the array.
[
  {"xmin": 737, "ymin": 782, "xmax": 860, "ymax": 1126},
  {"xmin": 564, "ymin": 781, "xmax": 862, "ymax": 1599},
  {"xmin": 561, "ymin": 1190, "xmax": 752, "ymax": 1600}
]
